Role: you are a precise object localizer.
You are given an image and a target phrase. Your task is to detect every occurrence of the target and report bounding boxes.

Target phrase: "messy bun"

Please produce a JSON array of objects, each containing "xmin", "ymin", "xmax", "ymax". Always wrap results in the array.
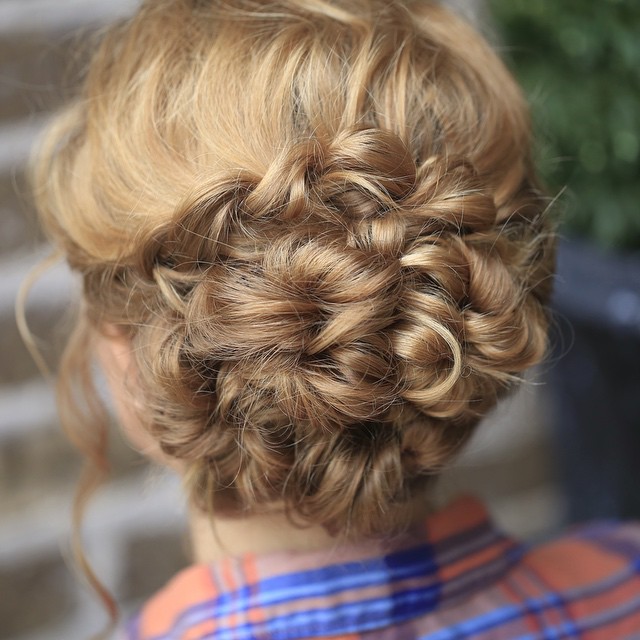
[{"xmin": 33, "ymin": 0, "xmax": 554, "ymax": 537}]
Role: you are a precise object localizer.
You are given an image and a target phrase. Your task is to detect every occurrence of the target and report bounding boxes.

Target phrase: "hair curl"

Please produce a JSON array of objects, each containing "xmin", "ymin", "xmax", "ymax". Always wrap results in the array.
[{"xmin": 32, "ymin": 0, "xmax": 555, "ymax": 541}]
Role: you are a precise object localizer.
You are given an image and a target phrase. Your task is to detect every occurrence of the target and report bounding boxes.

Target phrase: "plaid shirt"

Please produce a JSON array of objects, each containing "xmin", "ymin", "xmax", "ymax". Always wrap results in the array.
[{"xmin": 124, "ymin": 495, "xmax": 640, "ymax": 640}]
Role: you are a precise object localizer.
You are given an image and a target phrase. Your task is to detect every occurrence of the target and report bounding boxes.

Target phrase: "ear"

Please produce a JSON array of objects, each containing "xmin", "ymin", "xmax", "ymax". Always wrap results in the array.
[
  {"xmin": 94, "ymin": 329, "xmax": 186, "ymax": 472},
  {"xmin": 95, "ymin": 329, "xmax": 132, "ymax": 381},
  {"xmin": 93, "ymin": 331, "xmax": 157, "ymax": 461}
]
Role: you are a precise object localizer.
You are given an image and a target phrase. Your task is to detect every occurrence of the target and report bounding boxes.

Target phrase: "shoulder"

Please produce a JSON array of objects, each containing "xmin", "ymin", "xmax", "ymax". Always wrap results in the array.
[
  {"xmin": 122, "ymin": 563, "xmax": 221, "ymax": 640},
  {"xmin": 520, "ymin": 519, "xmax": 640, "ymax": 583},
  {"xmin": 504, "ymin": 520, "xmax": 640, "ymax": 635}
]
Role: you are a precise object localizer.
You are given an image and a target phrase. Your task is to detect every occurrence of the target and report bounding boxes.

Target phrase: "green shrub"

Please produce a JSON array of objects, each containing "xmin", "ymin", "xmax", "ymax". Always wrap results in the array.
[{"xmin": 490, "ymin": 0, "xmax": 640, "ymax": 250}]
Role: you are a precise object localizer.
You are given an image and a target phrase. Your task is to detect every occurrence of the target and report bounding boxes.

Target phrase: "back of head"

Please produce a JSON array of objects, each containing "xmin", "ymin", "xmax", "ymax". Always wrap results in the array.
[{"xmin": 33, "ymin": 0, "xmax": 554, "ymax": 537}]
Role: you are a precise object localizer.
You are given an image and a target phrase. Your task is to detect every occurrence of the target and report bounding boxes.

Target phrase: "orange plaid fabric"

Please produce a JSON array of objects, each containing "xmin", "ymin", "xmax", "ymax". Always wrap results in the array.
[{"xmin": 123, "ymin": 495, "xmax": 640, "ymax": 640}]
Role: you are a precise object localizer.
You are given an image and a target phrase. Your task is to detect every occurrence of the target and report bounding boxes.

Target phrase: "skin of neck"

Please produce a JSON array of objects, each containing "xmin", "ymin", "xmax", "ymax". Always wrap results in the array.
[{"xmin": 187, "ymin": 502, "xmax": 345, "ymax": 563}]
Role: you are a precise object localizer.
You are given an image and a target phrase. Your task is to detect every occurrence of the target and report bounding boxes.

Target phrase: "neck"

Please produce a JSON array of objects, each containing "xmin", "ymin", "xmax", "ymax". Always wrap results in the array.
[
  {"xmin": 188, "ymin": 504, "xmax": 341, "ymax": 563},
  {"xmin": 187, "ymin": 495, "xmax": 434, "ymax": 564}
]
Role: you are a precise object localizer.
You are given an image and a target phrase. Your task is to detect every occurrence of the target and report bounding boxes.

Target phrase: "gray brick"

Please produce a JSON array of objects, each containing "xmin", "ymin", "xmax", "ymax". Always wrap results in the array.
[
  {"xmin": 0, "ymin": 425, "xmax": 80, "ymax": 513},
  {"xmin": 0, "ymin": 306, "xmax": 69, "ymax": 385},
  {"xmin": 0, "ymin": 0, "xmax": 139, "ymax": 36},
  {"xmin": 0, "ymin": 413, "xmax": 149, "ymax": 516},
  {"xmin": 0, "ymin": 552, "xmax": 76, "ymax": 638},
  {"xmin": 120, "ymin": 529, "xmax": 190, "ymax": 603},
  {"xmin": 0, "ymin": 34, "xmax": 78, "ymax": 121},
  {"xmin": 0, "ymin": 172, "xmax": 44, "ymax": 255}
]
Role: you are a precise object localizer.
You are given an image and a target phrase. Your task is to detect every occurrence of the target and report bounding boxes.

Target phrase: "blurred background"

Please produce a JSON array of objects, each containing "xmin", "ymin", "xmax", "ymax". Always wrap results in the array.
[{"xmin": 0, "ymin": 0, "xmax": 638, "ymax": 638}]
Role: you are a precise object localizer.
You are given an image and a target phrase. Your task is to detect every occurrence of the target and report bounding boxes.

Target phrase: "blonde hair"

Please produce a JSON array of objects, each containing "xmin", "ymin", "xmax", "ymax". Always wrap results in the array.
[{"xmin": 32, "ymin": 0, "xmax": 553, "ymax": 573}]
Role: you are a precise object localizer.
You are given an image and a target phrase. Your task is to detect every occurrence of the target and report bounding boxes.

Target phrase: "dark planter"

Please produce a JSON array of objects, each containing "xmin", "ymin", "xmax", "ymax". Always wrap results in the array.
[{"xmin": 548, "ymin": 236, "xmax": 640, "ymax": 523}]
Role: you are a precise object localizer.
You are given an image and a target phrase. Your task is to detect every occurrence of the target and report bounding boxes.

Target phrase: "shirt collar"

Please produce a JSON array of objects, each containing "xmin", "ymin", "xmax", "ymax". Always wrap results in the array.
[{"xmin": 129, "ymin": 494, "xmax": 523, "ymax": 640}]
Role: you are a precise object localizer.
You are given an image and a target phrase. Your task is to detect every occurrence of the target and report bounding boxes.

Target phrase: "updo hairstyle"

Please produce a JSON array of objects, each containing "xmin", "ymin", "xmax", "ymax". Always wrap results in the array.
[{"xmin": 32, "ymin": 0, "xmax": 555, "ymax": 538}]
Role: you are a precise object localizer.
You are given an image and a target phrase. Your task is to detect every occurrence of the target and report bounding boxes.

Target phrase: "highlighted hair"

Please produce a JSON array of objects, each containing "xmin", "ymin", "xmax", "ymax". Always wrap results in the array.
[{"xmin": 30, "ymin": 0, "xmax": 554, "ymax": 624}]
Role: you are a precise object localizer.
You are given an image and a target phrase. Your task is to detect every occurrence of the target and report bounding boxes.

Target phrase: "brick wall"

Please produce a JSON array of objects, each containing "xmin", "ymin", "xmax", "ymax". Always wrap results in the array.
[{"xmin": 0, "ymin": 2, "xmax": 566, "ymax": 638}]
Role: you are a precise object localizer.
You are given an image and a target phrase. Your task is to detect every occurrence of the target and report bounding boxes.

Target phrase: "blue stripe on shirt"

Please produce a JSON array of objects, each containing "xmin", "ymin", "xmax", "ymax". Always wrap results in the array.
[
  {"xmin": 417, "ymin": 563, "xmax": 640, "ymax": 640},
  {"xmin": 145, "ymin": 543, "xmax": 438, "ymax": 640}
]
